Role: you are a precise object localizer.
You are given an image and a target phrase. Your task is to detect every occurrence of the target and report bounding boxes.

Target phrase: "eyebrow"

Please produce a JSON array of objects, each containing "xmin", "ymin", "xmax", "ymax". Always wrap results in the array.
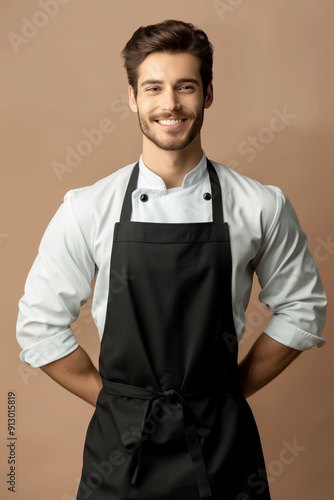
[{"xmin": 140, "ymin": 78, "xmax": 201, "ymax": 88}]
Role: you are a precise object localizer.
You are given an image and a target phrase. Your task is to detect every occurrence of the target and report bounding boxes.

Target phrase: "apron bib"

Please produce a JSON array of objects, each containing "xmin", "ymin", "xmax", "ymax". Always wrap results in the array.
[{"xmin": 76, "ymin": 159, "xmax": 271, "ymax": 500}]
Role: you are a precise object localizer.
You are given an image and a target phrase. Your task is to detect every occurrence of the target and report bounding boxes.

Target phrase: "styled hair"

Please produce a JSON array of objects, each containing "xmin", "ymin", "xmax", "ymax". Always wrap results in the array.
[{"xmin": 120, "ymin": 19, "xmax": 213, "ymax": 100}]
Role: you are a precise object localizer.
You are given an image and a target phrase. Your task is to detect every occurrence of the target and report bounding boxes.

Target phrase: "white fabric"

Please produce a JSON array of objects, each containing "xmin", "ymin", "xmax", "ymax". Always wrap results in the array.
[{"xmin": 16, "ymin": 150, "xmax": 327, "ymax": 367}]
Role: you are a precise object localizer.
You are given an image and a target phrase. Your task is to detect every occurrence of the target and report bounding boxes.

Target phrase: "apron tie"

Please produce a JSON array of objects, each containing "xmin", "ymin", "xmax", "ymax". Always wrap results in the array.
[{"xmin": 101, "ymin": 379, "xmax": 213, "ymax": 499}]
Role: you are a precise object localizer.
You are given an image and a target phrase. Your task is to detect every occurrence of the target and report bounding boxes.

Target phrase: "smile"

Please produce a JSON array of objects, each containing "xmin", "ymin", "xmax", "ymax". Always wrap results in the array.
[{"xmin": 155, "ymin": 119, "xmax": 187, "ymax": 129}]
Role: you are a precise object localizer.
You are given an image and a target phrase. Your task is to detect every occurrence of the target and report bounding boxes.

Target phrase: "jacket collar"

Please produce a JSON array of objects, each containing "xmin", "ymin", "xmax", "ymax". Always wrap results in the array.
[{"xmin": 137, "ymin": 150, "xmax": 207, "ymax": 190}]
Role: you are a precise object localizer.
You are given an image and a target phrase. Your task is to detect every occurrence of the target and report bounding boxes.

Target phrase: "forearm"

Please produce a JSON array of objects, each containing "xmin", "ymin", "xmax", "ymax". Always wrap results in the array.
[
  {"xmin": 238, "ymin": 332, "xmax": 302, "ymax": 398},
  {"xmin": 39, "ymin": 346, "xmax": 103, "ymax": 407}
]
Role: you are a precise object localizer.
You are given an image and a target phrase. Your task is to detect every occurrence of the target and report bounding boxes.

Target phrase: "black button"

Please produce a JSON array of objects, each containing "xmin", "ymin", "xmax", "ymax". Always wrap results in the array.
[
  {"xmin": 203, "ymin": 192, "xmax": 212, "ymax": 200},
  {"xmin": 140, "ymin": 194, "xmax": 148, "ymax": 202}
]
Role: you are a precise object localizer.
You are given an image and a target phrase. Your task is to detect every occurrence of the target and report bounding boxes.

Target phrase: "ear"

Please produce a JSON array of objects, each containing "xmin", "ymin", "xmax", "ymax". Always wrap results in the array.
[
  {"xmin": 204, "ymin": 82, "xmax": 213, "ymax": 109},
  {"xmin": 129, "ymin": 86, "xmax": 138, "ymax": 113}
]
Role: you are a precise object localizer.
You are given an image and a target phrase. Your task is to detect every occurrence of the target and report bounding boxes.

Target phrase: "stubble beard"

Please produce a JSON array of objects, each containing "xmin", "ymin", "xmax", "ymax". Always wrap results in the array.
[{"xmin": 136, "ymin": 104, "xmax": 205, "ymax": 152}]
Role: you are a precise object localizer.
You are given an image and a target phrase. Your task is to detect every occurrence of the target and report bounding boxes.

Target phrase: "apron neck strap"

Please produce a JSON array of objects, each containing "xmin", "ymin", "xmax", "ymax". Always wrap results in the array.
[
  {"xmin": 206, "ymin": 159, "xmax": 224, "ymax": 223},
  {"xmin": 120, "ymin": 158, "xmax": 224, "ymax": 223},
  {"xmin": 120, "ymin": 161, "xmax": 140, "ymax": 223}
]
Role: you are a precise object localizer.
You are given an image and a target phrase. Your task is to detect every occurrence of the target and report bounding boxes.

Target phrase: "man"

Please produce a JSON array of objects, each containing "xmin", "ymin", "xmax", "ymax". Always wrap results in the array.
[{"xmin": 16, "ymin": 19, "xmax": 327, "ymax": 500}]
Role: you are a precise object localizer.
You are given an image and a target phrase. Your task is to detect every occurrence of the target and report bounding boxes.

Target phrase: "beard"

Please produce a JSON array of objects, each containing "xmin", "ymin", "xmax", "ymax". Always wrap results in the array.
[{"xmin": 136, "ymin": 103, "xmax": 205, "ymax": 151}]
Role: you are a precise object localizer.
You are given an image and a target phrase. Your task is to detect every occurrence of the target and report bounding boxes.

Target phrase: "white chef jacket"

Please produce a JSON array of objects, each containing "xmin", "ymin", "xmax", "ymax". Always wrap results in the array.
[{"xmin": 16, "ymin": 150, "xmax": 327, "ymax": 368}]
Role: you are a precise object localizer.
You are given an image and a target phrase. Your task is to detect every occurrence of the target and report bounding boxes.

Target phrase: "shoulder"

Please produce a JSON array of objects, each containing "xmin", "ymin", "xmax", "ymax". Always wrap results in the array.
[
  {"xmin": 210, "ymin": 159, "xmax": 285, "ymax": 233},
  {"xmin": 62, "ymin": 161, "xmax": 137, "ymax": 229},
  {"xmin": 60, "ymin": 161, "xmax": 137, "ymax": 248},
  {"xmin": 210, "ymin": 159, "xmax": 282, "ymax": 203},
  {"xmin": 63, "ymin": 161, "xmax": 136, "ymax": 210}
]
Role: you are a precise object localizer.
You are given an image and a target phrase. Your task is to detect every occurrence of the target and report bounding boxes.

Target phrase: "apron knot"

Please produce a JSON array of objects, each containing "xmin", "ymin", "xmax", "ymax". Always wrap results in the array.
[
  {"xmin": 133, "ymin": 386, "xmax": 212, "ymax": 498},
  {"xmin": 101, "ymin": 378, "xmax": 212, "ymax": 498}
]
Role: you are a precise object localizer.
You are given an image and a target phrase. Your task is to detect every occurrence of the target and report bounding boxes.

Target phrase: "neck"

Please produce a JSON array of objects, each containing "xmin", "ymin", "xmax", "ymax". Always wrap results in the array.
[{"xmin": 142, "ymin": 137, "xmax": 204, "ymax": 189}]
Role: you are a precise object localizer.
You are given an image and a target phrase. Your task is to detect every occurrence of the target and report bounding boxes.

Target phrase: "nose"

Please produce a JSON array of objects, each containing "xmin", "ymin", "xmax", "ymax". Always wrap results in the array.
[{"xmin": 161, "ymin": 88, "xmax": 181, "ymax": 112}]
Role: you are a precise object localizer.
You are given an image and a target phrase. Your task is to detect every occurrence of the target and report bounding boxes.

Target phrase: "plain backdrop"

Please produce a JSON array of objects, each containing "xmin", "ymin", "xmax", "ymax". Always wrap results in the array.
[{"xmin": 1, "ymin": 1, "xmax": 333, "ymax": 499}]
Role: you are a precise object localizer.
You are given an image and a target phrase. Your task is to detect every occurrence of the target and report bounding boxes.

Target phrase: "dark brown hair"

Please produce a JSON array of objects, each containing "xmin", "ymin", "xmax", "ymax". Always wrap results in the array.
[{"xmin": 120, "ymin": 19, "xmax": 213, "ymax": 100}]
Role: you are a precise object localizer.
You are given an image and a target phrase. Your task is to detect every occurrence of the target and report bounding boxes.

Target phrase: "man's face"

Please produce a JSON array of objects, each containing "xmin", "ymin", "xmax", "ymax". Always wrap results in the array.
[{"xmin": 129, "ymin": 52, "xmax": 213, "ymax": 151}]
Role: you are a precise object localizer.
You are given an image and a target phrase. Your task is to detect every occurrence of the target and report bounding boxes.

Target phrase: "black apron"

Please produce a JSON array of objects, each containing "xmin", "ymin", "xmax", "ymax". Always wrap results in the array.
[{"xmin": 76, "ymin": 159, "xmax": 271, "ymax": 500}]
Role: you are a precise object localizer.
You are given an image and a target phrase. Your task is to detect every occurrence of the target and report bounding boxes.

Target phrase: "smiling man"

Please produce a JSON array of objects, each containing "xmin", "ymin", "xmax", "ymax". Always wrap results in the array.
[
  {"xmin": 131, "ymin": 50, "xmax": 212, "ymax": 189},
  {"xmin": 135, "ymin": 52, "xmax": 207, "ymax": 150},
  {"xmin": 16, "ymin": 20, "xmax": 327, "ymax": 500}
]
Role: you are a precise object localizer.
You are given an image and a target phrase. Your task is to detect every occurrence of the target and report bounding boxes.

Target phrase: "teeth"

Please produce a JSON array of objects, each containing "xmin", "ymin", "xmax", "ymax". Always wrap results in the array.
[{"xmin": 158, "ymin": 119, "xmax": 184, "ymax": 125}]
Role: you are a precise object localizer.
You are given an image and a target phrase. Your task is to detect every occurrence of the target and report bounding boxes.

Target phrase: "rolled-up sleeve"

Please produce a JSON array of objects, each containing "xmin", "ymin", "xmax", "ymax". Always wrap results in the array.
[
  {"xmin": 252, "ymin": 187, "xmax": 327, "ymax": 350},
  {"xmin": 16, "ymin": 191, "xmax": 95, "ymax": 367}
]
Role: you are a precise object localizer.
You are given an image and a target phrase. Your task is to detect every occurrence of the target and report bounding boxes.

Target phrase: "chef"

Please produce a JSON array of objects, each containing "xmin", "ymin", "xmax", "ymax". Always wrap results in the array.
[{"xmin": 16, "ymin": 19, "xmax": 327, "ymax": 500}]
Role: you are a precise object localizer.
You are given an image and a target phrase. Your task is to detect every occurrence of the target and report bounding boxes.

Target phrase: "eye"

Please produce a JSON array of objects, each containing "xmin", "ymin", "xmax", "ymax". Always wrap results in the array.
[
  {"xmin": 180, "ymin": 86, "xmax": 194, "ymax": 92},
  {"xmin": 147, "ymin": 87, "xmax": 159, "ymax": 92}
]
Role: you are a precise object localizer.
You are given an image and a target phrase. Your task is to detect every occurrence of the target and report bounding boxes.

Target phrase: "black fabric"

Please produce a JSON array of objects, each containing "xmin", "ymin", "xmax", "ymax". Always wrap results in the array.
[
  {"xmin": 115, "ymin": 222, "xmax": 230, "ymax": 244},
  {"xmin": 76, "ymin": 159, "xmax": 271, "ymax": 500}
]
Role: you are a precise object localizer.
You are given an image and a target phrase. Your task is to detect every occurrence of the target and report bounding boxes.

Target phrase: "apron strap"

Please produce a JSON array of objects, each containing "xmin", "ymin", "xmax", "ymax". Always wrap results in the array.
[
  {"xmin": 101, "ymin": 379, "xmax": 213, "ymax": 499},
  {"xmin": 119, "ymin": 158, "xmax": 224, "ymax": 223},
  {"xmin": 119, "ymin": 162, "xmax": 140, "ymax": 223},
  {"xmin": 206, "ymin": 159, "xmax": 224, "ymax": 223}
]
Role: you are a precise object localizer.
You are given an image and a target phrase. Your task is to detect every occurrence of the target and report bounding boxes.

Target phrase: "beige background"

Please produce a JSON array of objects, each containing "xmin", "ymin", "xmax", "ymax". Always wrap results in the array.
[{"xmin": 1, "ymin": 1, "xmax": 333, "ymax": 499}]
